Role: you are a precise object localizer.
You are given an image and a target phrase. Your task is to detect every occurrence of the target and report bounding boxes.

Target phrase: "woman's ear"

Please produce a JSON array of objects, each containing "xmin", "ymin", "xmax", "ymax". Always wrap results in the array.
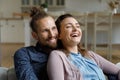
[{"xmin": 32, "ymin": 32, "xmax": 39, "ymax": 40}]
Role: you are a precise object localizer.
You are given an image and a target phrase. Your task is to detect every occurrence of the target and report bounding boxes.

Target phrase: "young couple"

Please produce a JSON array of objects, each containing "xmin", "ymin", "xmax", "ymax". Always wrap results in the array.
[{"xmin": 14, "ymin": 7, "xmax": 120, "ymax": 80}]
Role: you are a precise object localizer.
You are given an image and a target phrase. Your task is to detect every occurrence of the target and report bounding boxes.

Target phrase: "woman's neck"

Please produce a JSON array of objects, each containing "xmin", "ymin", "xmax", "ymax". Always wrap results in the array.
[{"xmin": 65, "ymin": 45, "xmax": 78, "ymax": 54}]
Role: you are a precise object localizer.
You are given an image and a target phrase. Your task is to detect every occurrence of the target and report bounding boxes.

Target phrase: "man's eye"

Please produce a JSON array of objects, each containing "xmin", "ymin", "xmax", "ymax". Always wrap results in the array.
[
  {"xmin": 42, "ymin": 29, "xmax": 48, "ymax": 32},
  {"xmin": 52, "ymin": 27, "xmax": 57, "ymax": 30}
]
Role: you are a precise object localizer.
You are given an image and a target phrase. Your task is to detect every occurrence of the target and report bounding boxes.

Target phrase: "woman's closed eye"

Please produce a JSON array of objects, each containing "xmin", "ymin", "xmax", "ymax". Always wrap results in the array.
[
  {"xmin": 66, "ymin": 25, "xmax": 72, "ymax": 28},
  {"xmin": 76, "ymin": 25, "xmax": 81, "ymax": 28}
]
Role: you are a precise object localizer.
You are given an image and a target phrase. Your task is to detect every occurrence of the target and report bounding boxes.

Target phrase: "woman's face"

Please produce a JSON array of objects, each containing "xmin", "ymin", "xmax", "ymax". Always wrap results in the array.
[{"xmin": 59, "ymin": 17, "xmax": 82, "ymax": 46}]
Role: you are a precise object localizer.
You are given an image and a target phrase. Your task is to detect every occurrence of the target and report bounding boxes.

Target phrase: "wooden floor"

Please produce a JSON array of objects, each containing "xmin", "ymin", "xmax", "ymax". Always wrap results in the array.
[{"xmin": 0, "ymin": 43, "xmax": 120, "ymax": 68}]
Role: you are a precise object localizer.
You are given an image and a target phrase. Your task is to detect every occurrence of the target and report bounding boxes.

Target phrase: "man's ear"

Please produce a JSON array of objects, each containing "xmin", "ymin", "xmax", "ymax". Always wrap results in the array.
[
  {"xmin": 58, "ymin": 34, "xmax": 61, "ymax": 39},
  {"xmin": 32, "ymin": 32, "xmax": 39, "ymax": 40}
]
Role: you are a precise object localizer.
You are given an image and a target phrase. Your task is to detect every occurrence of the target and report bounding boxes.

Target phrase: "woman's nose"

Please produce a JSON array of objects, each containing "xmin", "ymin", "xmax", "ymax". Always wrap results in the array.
[{"xmin": 72, "ymin": 26, "xmax": 77, "ymax": 31}]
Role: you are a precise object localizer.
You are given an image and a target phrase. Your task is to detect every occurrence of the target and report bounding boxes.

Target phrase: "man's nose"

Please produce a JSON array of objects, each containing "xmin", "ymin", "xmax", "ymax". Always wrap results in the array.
[{"xmin": 49, "ymin": 30, "xmax": 54, "ymax": 37}]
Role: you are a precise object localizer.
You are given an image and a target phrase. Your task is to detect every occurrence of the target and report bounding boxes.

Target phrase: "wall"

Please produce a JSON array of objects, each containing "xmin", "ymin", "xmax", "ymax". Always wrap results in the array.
[
  {"xmin": 112, "ymin": 23, "xmax": 120, "ymax": 44},
  {"xmin": 65, "ymin": 0, "xmax": 109, "ymax": 12},
  {"xmin": 0, "ymin": 0, "xmax": 21, "ymax": 18},
  {"xmin": 0, "ymin": 20, "xmax": 24, "ymax": 43},
  {"xmin": 0, "ymin": 0, "xmax": 120, "ymax": 44},
  {"xmin": 0, "ymin": 0, "xmax": 23, "ymax": 43}
]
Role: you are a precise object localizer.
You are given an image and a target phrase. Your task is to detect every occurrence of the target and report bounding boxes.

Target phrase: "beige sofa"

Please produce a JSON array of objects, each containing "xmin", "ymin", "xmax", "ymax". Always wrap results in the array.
[
  {"xmin": 0, "ymin": 67, "xmax": 17, "ymax": 80},
  {"xmin": 0, "ymin": 63, "xmax": 120, "ymax": 80}
]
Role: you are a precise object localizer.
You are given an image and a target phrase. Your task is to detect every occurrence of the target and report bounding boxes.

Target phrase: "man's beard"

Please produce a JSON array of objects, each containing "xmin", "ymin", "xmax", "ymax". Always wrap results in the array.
[
  {"xmin": 45, "ymin": 42, "xmax": 57, "ymax": 49},
  {"xmin": 45, "ymin": 36, "xmax": 58, "ymax": 49},
  {"xmin": 40, "ymin": 43, "xmax": 57, "ymax": 54}
]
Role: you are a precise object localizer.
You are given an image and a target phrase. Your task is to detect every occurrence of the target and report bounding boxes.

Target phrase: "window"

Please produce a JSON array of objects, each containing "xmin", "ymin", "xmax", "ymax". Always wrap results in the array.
[
  {"xmin": 45, "ymin": 0, "xmax": 53, "ymax": 5},
  {"xmin": 33, "ymin": 0, "xmax": 41, "ymax": 5},
  {"xmin": 22, "ymin": 0, "xmax": 30, "ymax": 5},
  {"xmin": 56, "ymin": 0, "xmax": 64, "ymax": 6},
  {"xmin": 21, "ymin": 0, "xmax": 65, "ymax": 13}
]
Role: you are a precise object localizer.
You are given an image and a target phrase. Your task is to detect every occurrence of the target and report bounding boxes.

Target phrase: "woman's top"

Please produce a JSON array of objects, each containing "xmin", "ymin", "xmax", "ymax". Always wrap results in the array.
[
  {"xmin": 47, "ymin": 50, "xmax": 120, "ymax": 80},
  {"xmin": 68, "ymin": 52, "xmax": 106, "ymax": 80}
]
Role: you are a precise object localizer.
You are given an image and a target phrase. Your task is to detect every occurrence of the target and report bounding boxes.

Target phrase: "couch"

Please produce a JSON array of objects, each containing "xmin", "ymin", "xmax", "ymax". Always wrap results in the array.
[
  {"xmin": 0, "ymin": 67, "xmax": 17, "ymax": 80},
  {"xmin": 0, "ymin": 62, "xmax": 120, "ymax": 80}
]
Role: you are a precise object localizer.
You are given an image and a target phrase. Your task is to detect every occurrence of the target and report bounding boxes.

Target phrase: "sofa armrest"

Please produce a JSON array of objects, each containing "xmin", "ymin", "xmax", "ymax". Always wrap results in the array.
[
  {"xmin": 0, "ymin": 67, "xmax": 8, "ymax": 80},
  {"xmin": 7, "ymin": 67, "xmax": 17, "ymax": 80},
  {"xmin": 116, "ymin": 62, "xmax": 120, "ymax": 67}
]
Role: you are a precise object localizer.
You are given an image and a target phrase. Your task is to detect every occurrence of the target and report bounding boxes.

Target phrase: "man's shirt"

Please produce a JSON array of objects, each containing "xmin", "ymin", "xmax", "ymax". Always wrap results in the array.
[{"xmin": 14, "ymin": 42, "xmax": 49, "ymax": 80}]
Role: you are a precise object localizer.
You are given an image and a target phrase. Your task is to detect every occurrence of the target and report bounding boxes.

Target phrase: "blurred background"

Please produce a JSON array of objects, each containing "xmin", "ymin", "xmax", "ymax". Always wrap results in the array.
[{"xmin": 0, "ymin": 0, "xmax": 120, "ymax": 68}]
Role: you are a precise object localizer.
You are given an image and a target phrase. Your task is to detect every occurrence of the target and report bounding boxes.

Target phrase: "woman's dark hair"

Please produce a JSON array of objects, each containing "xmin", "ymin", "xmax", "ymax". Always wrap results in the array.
[
  {"xmin": 55, "ymin": 14, "xmax": 73, "ymax": 33},
  {"xmin": 56, "ymin": 14, "xmax": 87, "ymax": 56},
  {"xmin": 30, "ymin": 7, "xmax": 49, "ymax": 32}
]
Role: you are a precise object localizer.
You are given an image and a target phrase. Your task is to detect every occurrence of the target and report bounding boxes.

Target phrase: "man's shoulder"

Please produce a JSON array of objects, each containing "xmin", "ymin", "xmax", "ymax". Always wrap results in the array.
[
  {"xmin": 14, "ymin": 45, "xmax": 48, "ymax": 63},
  {"xmin": 14, "ymin": 45, "xmax": 48, "ymax": 57},
  {"xmin": 16, "ymin": 46, "xmax": 35, "ymax": 52},
  {"xmin": 14, "ymin": 46, "xmax": 36, "ymax": 56}
]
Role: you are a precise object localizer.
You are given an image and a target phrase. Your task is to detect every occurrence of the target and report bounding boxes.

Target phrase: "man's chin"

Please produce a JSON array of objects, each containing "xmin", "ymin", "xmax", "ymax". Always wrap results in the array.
[{"xmin": 48, "ymin": 43, "xmax": 57, "ymax": 49}]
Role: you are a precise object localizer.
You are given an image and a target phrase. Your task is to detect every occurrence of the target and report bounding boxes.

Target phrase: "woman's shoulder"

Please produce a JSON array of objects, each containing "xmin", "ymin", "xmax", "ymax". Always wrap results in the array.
[
  {"xmin": 87, "ymin": 50, "xmax": 98, "ymax": 57},
  {"xmin": 50, "ymin": 50, "xmax": 67, "ymax": 59},
  {"xmin": 51, "ymin": 50, "xmax": 62, "ymax": 53},
  {"xmin": 87, "ymin": 50, "xmax": 101, "ymax": 64},
  {"xmin": 51, "ymin": 50, "xmax": 65, "ymax": 55}
]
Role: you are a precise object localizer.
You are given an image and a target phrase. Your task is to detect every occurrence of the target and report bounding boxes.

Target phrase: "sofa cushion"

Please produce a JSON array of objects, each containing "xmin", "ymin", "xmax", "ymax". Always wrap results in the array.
[
  {"xmin": 7, "ymin": 67, "xmax": 17, "ymax": 80},
  {"xmin": 116, "ymin": 62, "xmax": 120, "ymax": 67},
  {"xmin": 0, "ymin": 67, "xmax": 8, "ymax": 80}
]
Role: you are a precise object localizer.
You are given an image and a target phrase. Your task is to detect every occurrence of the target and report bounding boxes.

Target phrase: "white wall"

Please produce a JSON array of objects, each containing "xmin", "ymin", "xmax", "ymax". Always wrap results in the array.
[
  {"xmin": 0, "ymin": 0, "xmax": 23, "ymax": 43},
  {"xmin": 0, "ymin": 0, "xmax": 21, "ymax": 18},
  {"xmin": 0, "ymin": 0, "xmax": 120, "ymax": 44},
  {"xmin": 0, "ymin": 0, "xmax": 115, "ymax": 17},
  {"xmin": 87, "ymin": 23, "xmax": 120, "ymax": 44},
  {"xmin": 112, "ymin": 24, "xmax": 120, "ymax": 44},
  {"xmin": 65, "ymin": 0, "xmax": 110, "ymax": 13},
  {"xmin": 0, "ymin": 20, "xmax": 24, "ymax": 43}
]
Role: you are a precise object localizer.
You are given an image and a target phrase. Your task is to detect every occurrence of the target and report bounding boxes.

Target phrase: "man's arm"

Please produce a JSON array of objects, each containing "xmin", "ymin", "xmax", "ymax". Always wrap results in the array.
[{"xmin": 14, "ymin": 48, "xmax": 38, "ymax": 80}]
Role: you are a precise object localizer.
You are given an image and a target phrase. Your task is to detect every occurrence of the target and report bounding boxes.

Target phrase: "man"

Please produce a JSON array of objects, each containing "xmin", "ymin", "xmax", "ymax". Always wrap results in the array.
[{"xmin": 14, "ymin": 7, "xmax": 58, "ymax": 80}]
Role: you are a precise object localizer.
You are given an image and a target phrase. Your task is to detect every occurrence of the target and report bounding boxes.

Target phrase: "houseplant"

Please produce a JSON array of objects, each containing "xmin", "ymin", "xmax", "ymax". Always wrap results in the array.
[
  {"xmin": 108, "ymin": 1, "xmax": 119, "ymax": 14},
  {"xmin": 40, "ymin": 3, "xmax": 48, "ymax": 12}
]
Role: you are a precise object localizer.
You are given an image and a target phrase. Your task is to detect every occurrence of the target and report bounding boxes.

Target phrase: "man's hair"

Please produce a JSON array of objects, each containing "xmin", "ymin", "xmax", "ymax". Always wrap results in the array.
[{"xmin": 30, "ymin": 7, "xmax": 49, "ymax": 32}]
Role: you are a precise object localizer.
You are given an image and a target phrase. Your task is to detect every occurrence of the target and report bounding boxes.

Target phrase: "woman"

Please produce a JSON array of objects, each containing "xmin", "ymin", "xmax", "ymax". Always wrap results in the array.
[{"xmin": 47, "ymin": 14, "xmax": 120, "ymax": 80}]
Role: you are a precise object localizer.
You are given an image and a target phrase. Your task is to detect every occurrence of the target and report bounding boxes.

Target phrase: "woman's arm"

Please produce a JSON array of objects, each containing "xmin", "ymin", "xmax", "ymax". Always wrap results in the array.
[
  {"xmin": 90, "ymin": 51, "xmax": 120, "ymax": 79},
  {"xmin": 47, "ymin": 51, "xmax": 64, "ymax": 80}
]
